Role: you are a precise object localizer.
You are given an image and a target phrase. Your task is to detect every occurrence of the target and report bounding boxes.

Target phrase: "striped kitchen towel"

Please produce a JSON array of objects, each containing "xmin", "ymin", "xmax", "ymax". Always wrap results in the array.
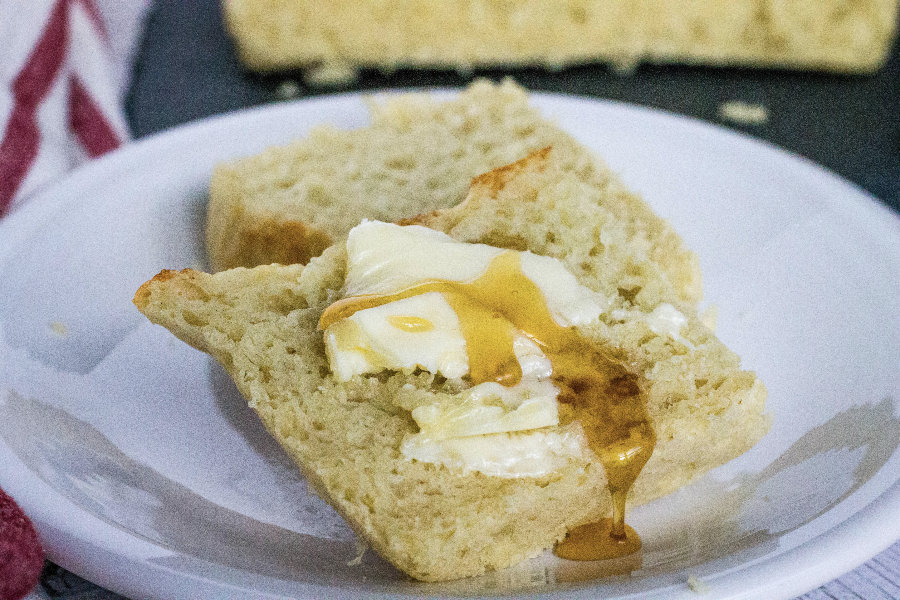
[{"xmin": 0, "ymin": 0, "xmax": 151, "ymax": 218}]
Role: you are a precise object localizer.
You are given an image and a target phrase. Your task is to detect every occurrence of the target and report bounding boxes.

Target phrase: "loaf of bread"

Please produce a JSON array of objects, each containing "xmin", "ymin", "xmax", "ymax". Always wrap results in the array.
[
  {"xmin": 207, "ymin": 79, "xmax": 702, "ymax": 310},
  {"xmin": 135, "ymin": 148, "xmax": 769, "ymax": 581},
  {"xmin": 222, "ymin": 0, "xmax": 899, "ymax": 76}
]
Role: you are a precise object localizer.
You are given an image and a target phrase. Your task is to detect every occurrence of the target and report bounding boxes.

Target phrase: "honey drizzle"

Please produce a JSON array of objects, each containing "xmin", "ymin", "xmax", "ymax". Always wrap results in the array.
[
  {"xmin": 386, "ymin": 315, "xmax": 435, "ymax": 332},
  {"xmin": 319, "ymin": 251, "xmax": 655, "ymax": 560}
]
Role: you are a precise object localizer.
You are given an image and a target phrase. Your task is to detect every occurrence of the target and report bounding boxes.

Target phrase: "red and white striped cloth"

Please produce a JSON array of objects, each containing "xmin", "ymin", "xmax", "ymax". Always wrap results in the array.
[
  {"xmin": 0, "ymin": 0, "xmax": 151, "ymax": 219},
  {"xmin": 1, "ymin": 3, "xmax": 149, "ymax": 595}
]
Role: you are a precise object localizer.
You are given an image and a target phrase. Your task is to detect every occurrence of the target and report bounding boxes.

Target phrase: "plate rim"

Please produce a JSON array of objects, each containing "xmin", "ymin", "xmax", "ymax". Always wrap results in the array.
[{"xmin": 1, "ymin": 87, "xmax": 899, "ymax": 600}]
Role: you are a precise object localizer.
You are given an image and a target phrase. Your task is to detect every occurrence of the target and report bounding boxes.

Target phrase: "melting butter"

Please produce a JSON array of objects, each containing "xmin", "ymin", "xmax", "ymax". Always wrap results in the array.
[
  {"xmin": 401, "ymin": 427, "xmax": 589, "ymax": 478},
  {"xmin": 321, "ymin": 221, "xmax": 655, "ymax": 557},
  {"xmin": 343, "ymin": 221, "xmax": 608, "ymax": 327},
  {"xmin": 410, "ymin": 379, "xmax": 560, "ymax": 440},
  {"xmin": 324, "ymin": 291, "xmax": 555, "ymax": 384},
  {"xmin": 324, "ymin": 292, "xmax": 468, "ymax": 381}
]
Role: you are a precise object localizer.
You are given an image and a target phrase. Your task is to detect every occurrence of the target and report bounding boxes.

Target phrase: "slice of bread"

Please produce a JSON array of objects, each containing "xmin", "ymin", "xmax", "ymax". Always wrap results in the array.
[
  {"xmin": 223, "ymin": 0, "xmax": 899, "ymax": 75},
  {"xmin": 135, "ymin": 149, "xmax": 768, "ymax": 582},
  {"xmin": 207, "ymin": 80, "xmax": 702, "ymax": 309}
]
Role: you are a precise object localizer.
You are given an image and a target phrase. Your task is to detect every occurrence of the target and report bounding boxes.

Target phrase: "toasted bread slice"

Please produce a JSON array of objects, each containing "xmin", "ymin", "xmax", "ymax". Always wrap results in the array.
[
  {"xmin": 206, "ymin": 80, "xmax": 702, "ymax": 308},
  {"xmin": 136, "ymin": 150, "xmax": 768, "ymax": 581}
]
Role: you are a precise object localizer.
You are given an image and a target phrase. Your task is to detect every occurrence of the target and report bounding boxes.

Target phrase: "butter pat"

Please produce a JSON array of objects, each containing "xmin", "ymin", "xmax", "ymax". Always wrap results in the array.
[
  {"xmin": 324, "ymin": 292, "xmax": 468, "ymax": 381},
  {"xmin": 344, "ymin": 221, "xmax": 607, "ymax": 327},
  {"xmin": 325, "ymin": 292, "xmax": 554, "ymax": 382},
  {"xmin": 401, "ymin": 427, "xmax": 588, "ymax": 478},
  {"xmin": 326, "ymin": 220, "xmax": 606, "ymax": 382},
  {"xmin": 411, "ymin": 379, "xmax": 560, "ymax": 440}
]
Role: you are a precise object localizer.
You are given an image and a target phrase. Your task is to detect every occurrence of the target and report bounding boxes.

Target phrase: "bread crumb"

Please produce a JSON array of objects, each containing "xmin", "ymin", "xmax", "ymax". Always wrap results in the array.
[
  {"xmin": 687, "ymin": 575, "xmax": 710, "ymax": 593},
  {"xmin": 304, "ymin": 62, "xmax": 358, "ymax": 87},
  {"xmin": 49, "ymin": 322, "xmax": 68, "ymax": 338},
  {"xmin": 718, "ymin": 101, "xmax": 769, "ymax": 126},
  {"xmin": 347, "ymin": 538, "xmax": 368, "ymax": 566},
  {"xmin": 275, "ymin": 80, "xmax": 301, "ymax": 100},
  {"xmin": 609, "ymin": 56, "xmax": 640, "ymax": 75},
  {"xmin": 699, "ymin": 305, "xmax": 718, "ymax": 332},
  {"xmin": 454, "ymin": 64, "xmax": 475, "ymax": 78}
]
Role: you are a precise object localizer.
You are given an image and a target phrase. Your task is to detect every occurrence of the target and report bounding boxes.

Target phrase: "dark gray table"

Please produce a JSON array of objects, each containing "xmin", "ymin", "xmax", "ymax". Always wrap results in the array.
[{"xmin": 36, "ymin": 0, "xmax": 900, "ymax": 597}]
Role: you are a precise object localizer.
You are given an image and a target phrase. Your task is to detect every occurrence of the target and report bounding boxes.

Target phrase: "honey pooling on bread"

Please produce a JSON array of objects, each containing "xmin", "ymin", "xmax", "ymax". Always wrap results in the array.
[{"xmin": 321, "ymin": 248, "xmax": 653, "ymax": 558}]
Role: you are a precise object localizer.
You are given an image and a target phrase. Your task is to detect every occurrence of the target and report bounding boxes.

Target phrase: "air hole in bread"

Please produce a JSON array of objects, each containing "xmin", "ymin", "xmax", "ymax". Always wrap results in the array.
[
  {"xmin": 663, "ymin": 394, "xmax": 687, "ymax": 410},
  {"xmin": 305, "ymin": 183, "xmax": 334, "ymax": 207},
  {"xmin": 637, "ymin": 334, "xmax": 656, "ymax": 347},
  {"xmin": 476, "ymin": 141, "xmax": 495, "ymax": 154},
  {"xmin": 428, "ymin": 373, "xmax": 449, "ymax": 391},
  {"xmin": 178, "ymin": 284, "xmax": 210, "ymax": 302},
  {"xmin": 386, "ymin": 156, "xmax": 416, "ymax": 171},
  {"xmin": 691, "ymin": 21, "xmax": 710, "ymax": 41},
  {"xmin": 480, "ymin": 233, "xmax": 529, "ymax": 252},
  {"xmin": 181, "ymin": 309, "xmax": 205, "ymax": 327},
  {"xmin": 569, "ymin": 5, "xmax": 588, "ymax": 24},
  {"xmin": 514, "ymin": 124, "xmax": 536, "ymax": 137},
  {"xmin": 265, "ymin": 293, "xmax": 309, "ymax": 315},
  {"xmin": 617, "ymin": 286, "xmax": 640, "ymax": 303}
]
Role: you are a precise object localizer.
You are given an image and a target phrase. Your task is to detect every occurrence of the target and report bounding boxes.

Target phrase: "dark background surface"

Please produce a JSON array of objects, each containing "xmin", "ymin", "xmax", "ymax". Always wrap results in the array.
[{"xmin": 127, "ymin": 0, "xmax": 900, "ymax": 211}]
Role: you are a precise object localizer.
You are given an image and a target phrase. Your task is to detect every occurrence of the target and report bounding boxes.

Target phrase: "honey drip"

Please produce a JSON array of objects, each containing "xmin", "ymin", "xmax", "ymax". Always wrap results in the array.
[
  {"xmin": 320, "ymin": 251, "xmax": 655, "ymax": 560},
  {"xmin": 554, "ymin": 518, "xmax": 641, "ymax": 561}
]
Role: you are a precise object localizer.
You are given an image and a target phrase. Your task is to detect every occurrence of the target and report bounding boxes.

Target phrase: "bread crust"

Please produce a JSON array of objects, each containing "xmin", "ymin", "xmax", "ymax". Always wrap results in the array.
[{"xmin": 207, "ymin": 165, "xmax": 334, "ymax": 270}]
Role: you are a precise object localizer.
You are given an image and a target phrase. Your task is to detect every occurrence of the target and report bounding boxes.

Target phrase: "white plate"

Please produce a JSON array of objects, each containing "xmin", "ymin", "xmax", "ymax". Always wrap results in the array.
[{"xmin": 1, "ymin": 91, "xmax": 899, "ymax": 600}]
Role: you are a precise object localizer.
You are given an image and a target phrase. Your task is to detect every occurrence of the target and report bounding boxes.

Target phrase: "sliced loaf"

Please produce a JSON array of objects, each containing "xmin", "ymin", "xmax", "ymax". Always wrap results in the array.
[
  {"xmin": 206, "ymin": 80, "xmax": 702, "ymax": 309},
  {"xmin": 222, "ymin": 0, "xmax": 899, "ymax": 75},
  {"xmin": 136, "ymin": 149, "xmax": 768, "ymax": 581}
]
